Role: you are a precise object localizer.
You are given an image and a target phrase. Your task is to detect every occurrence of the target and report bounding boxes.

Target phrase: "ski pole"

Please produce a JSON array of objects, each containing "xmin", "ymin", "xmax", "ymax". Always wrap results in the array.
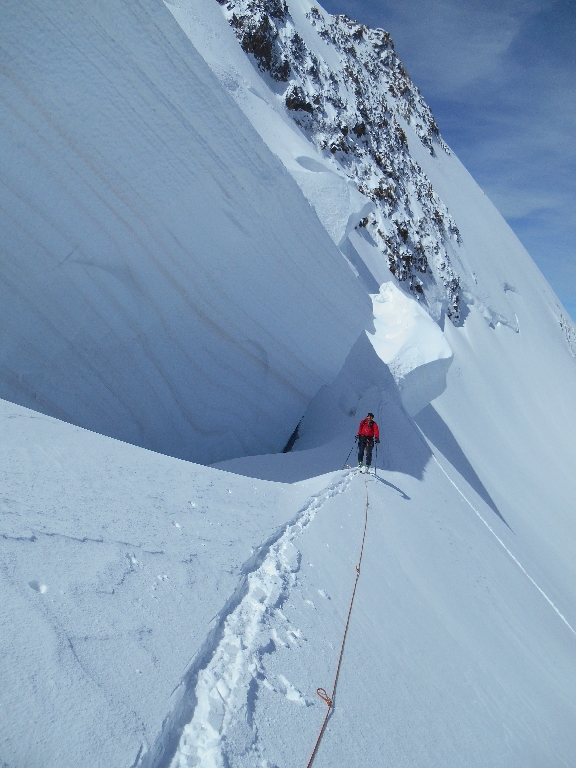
[
  {"xmin": 375, "ymin": 442, "xmax": 378, "ymax": 477},
  {"xmin": 343, "ymin": 440, "xmax": 356, "ymax": 470}
]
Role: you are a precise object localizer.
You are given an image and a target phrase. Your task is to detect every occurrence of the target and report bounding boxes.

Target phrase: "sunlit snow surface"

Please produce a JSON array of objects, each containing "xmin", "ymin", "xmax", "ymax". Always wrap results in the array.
[
  {"xmin": 2, "ymin": 0, "xmax": 576, "ymax": 766},
  {"xmin": 367, "ymin": 282, "xmax": 453, "ymax": 415}
]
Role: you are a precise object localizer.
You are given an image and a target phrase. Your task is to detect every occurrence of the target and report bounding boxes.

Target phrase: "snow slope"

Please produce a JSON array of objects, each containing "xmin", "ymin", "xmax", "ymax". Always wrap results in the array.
[
  {"xmin": 3, "ymin": 379, "xmax": 576, "ymax": 767},
  {"xmin": 0, "ymin": 397, "xmax": 338, "ymax": 767},
  {"xmin": 2, "ymin": 0, "xmax": 576, "ymax": 766},
  {"xmin": 0, "ymin": 0, "xmax": 369, "ymax": 464}
]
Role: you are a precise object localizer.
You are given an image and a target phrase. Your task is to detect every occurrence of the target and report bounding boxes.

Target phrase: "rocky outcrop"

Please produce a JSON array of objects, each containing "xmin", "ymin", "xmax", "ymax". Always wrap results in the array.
[
  {"xmin": 560, "ymin": 314, "xmax": 576, "ymax": 359},
  {"xmin": 218, "ymin": 0, "xmax": 463, "ymax": 320}
]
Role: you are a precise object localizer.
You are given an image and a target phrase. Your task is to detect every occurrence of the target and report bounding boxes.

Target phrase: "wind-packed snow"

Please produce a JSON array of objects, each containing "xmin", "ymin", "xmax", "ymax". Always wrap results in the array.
[
  {"xmin": 167, "ymin": 0, "xmax": 375, "ymax": 253},
  {"xmin": 367, "ymin": 282, "xmax": 453, "ymax": 416},
  {"xmin": 2, "ymin": 0, "xmax": 576, "ymax": 766},
  {"xmin": 0, "ymin": 398, "xmax": 330, "ymax": 766},
  {"xmin": 0, "ymin": 0, "xmax": 369, "ymax": 465}
]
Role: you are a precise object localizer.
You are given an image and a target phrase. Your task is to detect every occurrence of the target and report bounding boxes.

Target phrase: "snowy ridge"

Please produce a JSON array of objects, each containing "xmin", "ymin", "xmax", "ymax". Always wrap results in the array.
[
  {"xmin": 170, "ymin": 0, "xmax": 573, "ymax": 334},
  {"xmin": 143, "ymin": 471, "xmax": 352, "ymax": 768}
]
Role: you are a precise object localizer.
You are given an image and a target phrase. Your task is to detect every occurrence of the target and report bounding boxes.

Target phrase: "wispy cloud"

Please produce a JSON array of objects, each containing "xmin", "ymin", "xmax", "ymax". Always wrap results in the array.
[
  {"xmin": 386, "ymin": 0, "xmax": 550, "ymax": 94},
  {"xmin": 322, "ymin": 0, "xmax": 576, "ymax": 317}
]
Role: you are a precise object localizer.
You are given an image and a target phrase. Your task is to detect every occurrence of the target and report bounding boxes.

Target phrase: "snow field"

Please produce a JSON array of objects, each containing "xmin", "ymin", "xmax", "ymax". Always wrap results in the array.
[
  {"xmin": 210, "ymin": 422, "xmax": 576, "ymax": 766},
  {"xmin": 0, "ymin": 397, "xmax": 337, "ymax": 768},
  {"xmin": 2, "ymin": 0, "xmax": 576, "ymax": 764},
  {"xmin": 303, "ymin": 467, "xmax": 576, "ymax": 767},
  {"xmin": 4, "ymin": 369, "xmax": 576, "ymax": 767},
  {"xmin": 169, "ymin": 472, "xmax": 353, "ymax": 767}
]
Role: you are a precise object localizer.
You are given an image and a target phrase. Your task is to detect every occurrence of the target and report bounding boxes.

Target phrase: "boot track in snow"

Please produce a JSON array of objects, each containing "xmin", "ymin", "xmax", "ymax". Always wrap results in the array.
[{"xmin": 142, "ymin": 471, "xmax": 354, "ymax": 768}]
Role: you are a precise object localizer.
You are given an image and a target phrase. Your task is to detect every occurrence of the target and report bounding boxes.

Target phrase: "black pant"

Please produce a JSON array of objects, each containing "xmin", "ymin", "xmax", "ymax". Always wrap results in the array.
[{"xmin": 358, "ymin": 436, "xmax": 374, "ymax": 466}]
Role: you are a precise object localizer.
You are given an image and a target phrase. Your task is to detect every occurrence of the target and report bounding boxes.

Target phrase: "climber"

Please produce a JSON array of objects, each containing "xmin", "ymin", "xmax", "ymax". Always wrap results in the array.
[{"xmin": 356, "ymin": 412, "xmax": 380, "ymax": 470}]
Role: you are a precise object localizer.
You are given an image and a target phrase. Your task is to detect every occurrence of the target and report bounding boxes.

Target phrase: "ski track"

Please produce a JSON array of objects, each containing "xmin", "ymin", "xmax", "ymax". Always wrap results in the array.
[
  {"xmin": 149, "ymin": 471, "xmax": 353, "ymax": 768},
  {"xmin": 430, "ymin": 451, "xmax": 576, "ymax": 639}
]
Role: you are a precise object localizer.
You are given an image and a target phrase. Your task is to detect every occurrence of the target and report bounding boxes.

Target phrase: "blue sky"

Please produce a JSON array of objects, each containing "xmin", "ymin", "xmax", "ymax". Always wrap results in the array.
[{"xmin": 321, "ymin": 0, "xmax": 576, "ymax": 320}]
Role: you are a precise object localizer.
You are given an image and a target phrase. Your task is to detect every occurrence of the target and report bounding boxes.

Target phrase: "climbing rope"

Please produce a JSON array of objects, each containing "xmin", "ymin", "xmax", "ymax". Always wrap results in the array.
[{"xmin": 305, "ymin": 475, "xmax": 370, "ymax": 768}]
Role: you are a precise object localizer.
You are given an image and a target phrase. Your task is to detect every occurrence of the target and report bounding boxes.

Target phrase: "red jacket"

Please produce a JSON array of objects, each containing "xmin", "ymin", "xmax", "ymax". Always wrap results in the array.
[{"xmin": 358, "ymin": 418, "xmax": 379, "ymax": 439}]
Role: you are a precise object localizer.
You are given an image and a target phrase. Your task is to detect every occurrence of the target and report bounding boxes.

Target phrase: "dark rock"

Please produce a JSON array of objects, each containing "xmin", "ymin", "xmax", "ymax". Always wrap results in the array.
[{"xmin": 285, "ymin": 85, "xmax": 314, "ymax": 113}]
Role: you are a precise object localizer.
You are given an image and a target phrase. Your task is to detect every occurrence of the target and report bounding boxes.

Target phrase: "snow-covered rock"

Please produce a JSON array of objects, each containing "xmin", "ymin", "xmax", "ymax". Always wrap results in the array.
[{"xmin": 170, "ymin": 0, "xmax": 463, "ymax": 318}]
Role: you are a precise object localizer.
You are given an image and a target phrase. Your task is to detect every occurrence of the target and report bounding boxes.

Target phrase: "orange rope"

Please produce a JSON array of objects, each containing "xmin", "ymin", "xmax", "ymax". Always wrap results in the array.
[{"xmin": 305, "ymin": 476, "xmax": 370, "ymax": 768}]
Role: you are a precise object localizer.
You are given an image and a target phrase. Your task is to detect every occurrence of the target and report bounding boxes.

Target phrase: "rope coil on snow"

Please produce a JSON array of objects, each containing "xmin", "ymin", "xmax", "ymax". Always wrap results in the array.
[
  {"xmin": 305, "ymin": 475, "xmax": 370, "ymax": 768},
  {"xmin": 316, "ymin": 688, "xmax": 332, "ymax": 707}
]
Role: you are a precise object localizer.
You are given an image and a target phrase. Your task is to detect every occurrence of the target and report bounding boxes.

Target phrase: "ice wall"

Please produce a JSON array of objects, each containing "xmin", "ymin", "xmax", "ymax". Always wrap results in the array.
[{"xmin": 0, "ymin": 0, "xmax": 370, "ymax": 463}]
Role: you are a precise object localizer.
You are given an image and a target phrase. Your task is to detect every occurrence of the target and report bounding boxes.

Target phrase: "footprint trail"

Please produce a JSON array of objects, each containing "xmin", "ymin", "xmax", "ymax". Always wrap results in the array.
[{"xmin": 167, "ymin": 472, "xmax": 353, "ymax": 768}]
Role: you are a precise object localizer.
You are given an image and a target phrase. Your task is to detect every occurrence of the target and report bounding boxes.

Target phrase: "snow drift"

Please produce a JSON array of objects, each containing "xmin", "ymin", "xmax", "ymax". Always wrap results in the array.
[
  {"xmin": 0, "ymin": 0, "xmax": 369, "ymax": 464},
  {"xmin": 367, "ymin": 282, "xmax": 453, "ymax": 416}
]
